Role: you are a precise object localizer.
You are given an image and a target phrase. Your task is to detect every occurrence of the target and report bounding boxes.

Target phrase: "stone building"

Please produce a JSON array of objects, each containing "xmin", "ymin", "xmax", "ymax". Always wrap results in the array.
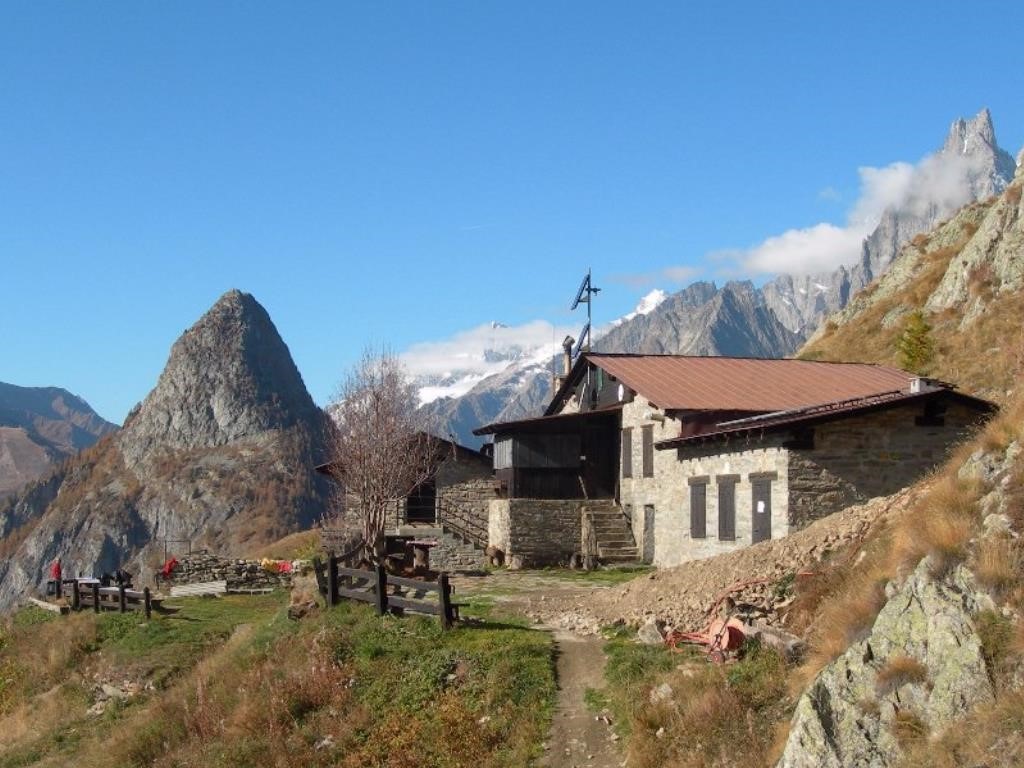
[{"xmin": 476, "ymin": 354, "xmax": 993, "ymax": 568}]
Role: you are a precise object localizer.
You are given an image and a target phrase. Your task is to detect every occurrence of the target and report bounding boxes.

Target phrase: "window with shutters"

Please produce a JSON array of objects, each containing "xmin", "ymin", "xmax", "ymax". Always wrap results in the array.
[
  {"xmin": 718, "ymin": 478, "xmax": 737, "ymax": 541},
  {"xmin": 641, "ymin": 425, "xmax": 654, "ymax": 477},
  {"xmin": 690, "ymin": 482, "xmax": 707, "ymax": 538},
  {"xmin": 621, "ymin": 428, "xmax": 633, "ymax": 478}
]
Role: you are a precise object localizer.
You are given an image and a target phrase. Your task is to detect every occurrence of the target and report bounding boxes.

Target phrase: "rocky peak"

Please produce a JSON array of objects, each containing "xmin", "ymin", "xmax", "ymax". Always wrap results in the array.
[
  {"xmin": 940, "ymin": 107, "xmax": 1016, "ymax": 191},
  {"xmin": 119, "ymin": 289, "xmax": 321, "ymax": 464}
]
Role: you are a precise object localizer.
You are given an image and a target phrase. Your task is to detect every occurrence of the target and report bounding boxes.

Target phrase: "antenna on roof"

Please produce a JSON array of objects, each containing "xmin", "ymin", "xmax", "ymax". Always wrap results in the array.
[{"xmin": 569, "ymin": 268, "xmax": 600, "ymax": 358}]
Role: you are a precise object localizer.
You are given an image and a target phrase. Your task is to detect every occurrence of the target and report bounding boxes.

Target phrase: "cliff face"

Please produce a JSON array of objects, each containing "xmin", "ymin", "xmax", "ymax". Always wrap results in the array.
[{"xmin": 0, "ymin": 290, "xmax": 333, "ymax": 611}]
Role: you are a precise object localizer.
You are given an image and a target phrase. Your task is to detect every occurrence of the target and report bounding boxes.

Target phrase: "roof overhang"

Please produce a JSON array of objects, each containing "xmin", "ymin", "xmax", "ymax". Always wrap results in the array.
[
  {"xmin": 474, "ymin": 405, "xmax": 622, "ymax": 436},
  {"xmin": 655, "ymin": 388, "xmax": 996, "ymax": 450}
]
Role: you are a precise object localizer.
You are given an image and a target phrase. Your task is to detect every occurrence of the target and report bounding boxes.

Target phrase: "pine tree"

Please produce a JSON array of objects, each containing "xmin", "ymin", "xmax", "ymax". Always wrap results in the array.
[{"xmin": 897, "ymin": 310, "xmax": 934, "ymax": 373}]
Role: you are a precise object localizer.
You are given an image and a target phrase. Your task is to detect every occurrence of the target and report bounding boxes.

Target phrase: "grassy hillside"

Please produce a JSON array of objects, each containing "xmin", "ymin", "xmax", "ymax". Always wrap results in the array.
[{"xmin": 0, "ymin": 593, "xmax": 554, "ymax": 768}]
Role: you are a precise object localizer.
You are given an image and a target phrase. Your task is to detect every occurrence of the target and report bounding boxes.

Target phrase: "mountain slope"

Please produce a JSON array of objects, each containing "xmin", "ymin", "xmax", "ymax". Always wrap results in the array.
[
  {"xmin": 0, "ymin": 290, "xmax": 333, "ymax": 611},
  {"xmin": 0, "ymin": 383, "xmax": 117, "ymax": 498},
  {"xmin": 801, "ymin": 156, "xmax": 1024, "ymax": 401}
]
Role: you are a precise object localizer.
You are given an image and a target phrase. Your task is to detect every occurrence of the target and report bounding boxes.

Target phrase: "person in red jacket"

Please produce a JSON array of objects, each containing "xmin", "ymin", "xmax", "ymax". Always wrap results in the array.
[{"xmin": 50, "ymin": 558, "xmax": 62, "ymax": 582}]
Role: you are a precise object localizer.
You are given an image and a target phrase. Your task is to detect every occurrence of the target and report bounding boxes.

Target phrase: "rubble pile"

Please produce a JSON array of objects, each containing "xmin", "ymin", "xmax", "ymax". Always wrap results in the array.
[{"xmin": 531, "ymin": 487, "xmax": 924, "ymax": 635}]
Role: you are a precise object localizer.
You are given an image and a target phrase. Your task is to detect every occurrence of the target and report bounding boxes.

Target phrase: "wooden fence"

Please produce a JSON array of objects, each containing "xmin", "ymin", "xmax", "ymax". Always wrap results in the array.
[
  {"xmin": 70, "ymin": 581, "xmax": 155, "ymax": 619},
  {"xmin": 312, "ymin": 556, "xmax": 459, "ymax": 629}
]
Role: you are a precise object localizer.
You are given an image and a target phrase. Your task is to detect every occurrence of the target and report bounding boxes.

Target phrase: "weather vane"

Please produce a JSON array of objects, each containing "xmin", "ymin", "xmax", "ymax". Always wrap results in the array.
[{"xmin": 569, "ymin": 268, "xmax": 600, "ymax": 357}]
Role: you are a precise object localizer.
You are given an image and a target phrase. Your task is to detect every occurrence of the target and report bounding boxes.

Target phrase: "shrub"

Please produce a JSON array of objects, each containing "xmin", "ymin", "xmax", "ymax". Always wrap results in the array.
[{"xmin": 897, "ymin": 310, "xmax": 935, "ymax": 373}]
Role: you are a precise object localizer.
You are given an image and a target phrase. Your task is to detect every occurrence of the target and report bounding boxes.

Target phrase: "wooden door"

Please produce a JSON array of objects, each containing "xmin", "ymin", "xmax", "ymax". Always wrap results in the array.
[{"xmin": 751, "ymin": 479, "xmax": 772, "ymax": 543}]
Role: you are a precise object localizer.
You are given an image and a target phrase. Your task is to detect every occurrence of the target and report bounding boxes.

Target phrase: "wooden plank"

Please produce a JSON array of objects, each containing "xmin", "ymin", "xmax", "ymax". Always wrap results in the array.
[
  {"xmin": 169, "ymin": 580, "xmax": 228, "ymax": 598},
  {"xmin": 336, "ymin": 587, "xmax": 377, "ymax": 604},
  {"xmin": 386, "ymin": 574, "xmax": 441, "ymax": 592},
  {"xmin": 336, "ymin": 566, "xmax": 374, "ymax": 580},
  {"xmin": 27, "ymin": 597, "xmax": 68, "ymax": 614},
  {"xmin": 388, "ymin": 596, "xmax": 442, "ymax": 616}
]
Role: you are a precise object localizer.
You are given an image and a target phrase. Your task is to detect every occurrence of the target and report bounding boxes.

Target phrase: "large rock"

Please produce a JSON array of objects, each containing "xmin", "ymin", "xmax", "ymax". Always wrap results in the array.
[{"xmin": 777, "ymin": 559, "xmax": 993, "ymax": 768}]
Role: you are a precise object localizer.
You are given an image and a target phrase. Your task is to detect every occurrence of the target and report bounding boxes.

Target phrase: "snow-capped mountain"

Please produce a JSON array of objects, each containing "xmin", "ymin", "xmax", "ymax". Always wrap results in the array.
[{"xmin": 416, "ymin": 109, "xmax": 1017, "ymax": 448}]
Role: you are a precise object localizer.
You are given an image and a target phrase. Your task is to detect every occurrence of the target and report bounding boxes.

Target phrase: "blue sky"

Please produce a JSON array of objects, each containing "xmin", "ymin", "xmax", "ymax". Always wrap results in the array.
[{"xmin": 3, "ymin": 2, "xmax": 1022, "ymax": 423}]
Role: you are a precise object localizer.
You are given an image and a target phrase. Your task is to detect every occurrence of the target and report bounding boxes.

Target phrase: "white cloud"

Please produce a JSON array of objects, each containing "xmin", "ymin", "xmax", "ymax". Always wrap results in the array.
[
  {"xmin": 401, "ymin": 319, "xmax": 575, "ymax": 380},
  {"xmin": 733, "ymin": 148, "xmax": 993, "ymax": 276}
]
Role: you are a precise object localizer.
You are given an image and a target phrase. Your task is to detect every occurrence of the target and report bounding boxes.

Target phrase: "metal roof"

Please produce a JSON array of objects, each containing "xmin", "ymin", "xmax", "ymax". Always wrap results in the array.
[
  {"xmin": 655, "ymin": 388, "xmax": 995, "ymax": 449},
  {"xmin": 582, "ymin": 354, "xmax": 919, "ymax": 412}
]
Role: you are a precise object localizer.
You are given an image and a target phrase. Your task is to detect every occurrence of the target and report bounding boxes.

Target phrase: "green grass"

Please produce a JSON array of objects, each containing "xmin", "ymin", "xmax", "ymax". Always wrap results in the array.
[
  {"xmin": 538, "ymin": 565, "xmax": 654, "ymax": 585},
  {"xmin": 1, "ymin": 590, "xmax": 556, "ymax": 768},
  {"xmin": 584, "ymin": 625, "xmax": 679, "ymax": 738}
]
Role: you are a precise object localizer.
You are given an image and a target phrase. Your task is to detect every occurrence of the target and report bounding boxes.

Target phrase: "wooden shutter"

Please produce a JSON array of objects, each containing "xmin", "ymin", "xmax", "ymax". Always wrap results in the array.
[
  {"xmin": 751, "ymin": 478, "xmax": 772, "ymax": 543},
  {"xmin": 641, "ymin": 425, "xmax": 654, "ymax": 477},
  {"xmin": 690, "ymin": 483, "xmax": 706, "ymax": 538},
  {"xmin": 718, "ymin": 481, "xmax": 736, "ymax": 541},
  {"xmin": 621, "ymin": 428, "xmax": 633, "ymax": 478}
]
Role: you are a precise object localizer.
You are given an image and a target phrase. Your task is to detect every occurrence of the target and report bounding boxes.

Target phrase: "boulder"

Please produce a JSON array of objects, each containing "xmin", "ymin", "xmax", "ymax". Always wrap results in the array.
[
  {"xmin": 777, "ymin": 558, "xmax": 993, "ymax": 768},
  {"xmin": 637, "ymin": 617, "xmax": 664, "ymax": 645}
]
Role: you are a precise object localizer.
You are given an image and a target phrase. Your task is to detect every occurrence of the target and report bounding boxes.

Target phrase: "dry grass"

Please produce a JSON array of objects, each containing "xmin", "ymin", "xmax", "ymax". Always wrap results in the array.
[
  {"xmin": 622, "ymin": 642, "xmax": 790, "ymax": 768},
  {"xmin": 901, "ymin": 688, "xmax": 1024, "ymax": 767},
  {"xmin": 874, "ymin": 655, "xmax": 928, "ymax": 696},
  {"xmin": 973, "ymin": 537, "xmax": 1024, "ymax": 596},
  {"xmin": 891, "ymin": 709, "xmax": 929, "ymax": 749}
]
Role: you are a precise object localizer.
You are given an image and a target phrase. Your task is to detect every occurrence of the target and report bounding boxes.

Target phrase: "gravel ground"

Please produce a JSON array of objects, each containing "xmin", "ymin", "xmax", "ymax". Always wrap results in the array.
[{"xmin": 523, "ymin": 486, "xmax": 924, "ymax": 636}]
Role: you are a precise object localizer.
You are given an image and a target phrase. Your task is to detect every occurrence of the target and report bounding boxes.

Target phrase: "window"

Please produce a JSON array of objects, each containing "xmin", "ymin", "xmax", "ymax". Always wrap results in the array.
[
  {"xmin": 690, "ymin": 482, "xmax": 707, "ymax": 538},
  {"xmin": 621, "ymin": 428, "xmax": 633, "ymax": 478},
  {"xmin": 641, "ymin": 425, "xmax": 654, "ymax": 477},
  {"xmin": 718, "ymin": 476, "xmax": 738, "ymax": 541}
]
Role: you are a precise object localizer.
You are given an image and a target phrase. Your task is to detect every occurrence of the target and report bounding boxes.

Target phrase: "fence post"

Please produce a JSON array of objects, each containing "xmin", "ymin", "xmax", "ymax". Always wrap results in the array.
[
  {"xmin": 143, "ymin": 587, "xmax": 152, "ymax": 620},
  {"xmin": 118, "ymin": 584, "xmax": 127, "ymax": 613},
  {"xmin": 92, "ymin": 583, "xmax": 100, "ymax": 613},
  {"xmin": 375, "ymin": 564, "xmax": 388, "ymax": 616},
  {"xmin": 327, "ymin": 554, "xmax": 339, "ymax": 608},
  {"xmin": 71, "ymin": 581, "xmax": 81, "ymax": 611},
  {"xmin": 439, "ymin": 573, "xmax": 453, "ymax": 630}
]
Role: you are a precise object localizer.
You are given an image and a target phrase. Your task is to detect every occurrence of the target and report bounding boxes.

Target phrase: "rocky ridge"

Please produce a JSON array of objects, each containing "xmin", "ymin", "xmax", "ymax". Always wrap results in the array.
[
  {"xmin": 0, "ymin": 290, "xmax": 333, "ymax": 612},
  {"xmin": 0, "ymin": 383, "xmax": 117, "ymax": 498}
]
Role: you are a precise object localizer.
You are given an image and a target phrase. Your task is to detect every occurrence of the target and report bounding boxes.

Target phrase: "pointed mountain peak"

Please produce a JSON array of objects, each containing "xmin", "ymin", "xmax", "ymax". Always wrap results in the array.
[
  {"xmin": 943, "ymin": 107, "xmax": 1000, "ymax": 156},
  {"xmin": 120, "ymin": 290, "xmax": 320, "ymax": 463}
]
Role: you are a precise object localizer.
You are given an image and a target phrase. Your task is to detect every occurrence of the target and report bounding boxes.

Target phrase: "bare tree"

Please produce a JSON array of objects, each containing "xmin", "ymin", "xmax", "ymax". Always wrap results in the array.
[{"xmin": 327, "ymin": 348, "xmax": 438, "ymax": 561}]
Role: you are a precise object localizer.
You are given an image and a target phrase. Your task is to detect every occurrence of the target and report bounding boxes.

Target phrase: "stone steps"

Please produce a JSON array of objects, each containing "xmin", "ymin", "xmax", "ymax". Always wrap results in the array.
[{"xmin": 584, "ymin": 503, "xmax": 639, "ymax": 565}]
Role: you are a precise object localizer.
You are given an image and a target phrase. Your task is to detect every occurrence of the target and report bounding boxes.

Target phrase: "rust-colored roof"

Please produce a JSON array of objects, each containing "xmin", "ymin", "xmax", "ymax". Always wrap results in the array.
[
  {"xmin": 586, "ymin": 354, "xmax": 918, "ymax": 411},
  {"xmin": 655, "ymin": 388, "xmax": 995, "ymax": 449}
]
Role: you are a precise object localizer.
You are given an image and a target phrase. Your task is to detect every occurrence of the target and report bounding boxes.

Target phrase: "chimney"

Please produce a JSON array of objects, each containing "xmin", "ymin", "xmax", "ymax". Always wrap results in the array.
[
  {"xmin": 910, "ymin": 377, "xmax": 939, "ymax": 394},
  {"xmin": 553, "ymin": 335, "xmax": 576, "ymax": 392},
  {"xmin": 562, "ymin": 335, "xmax": 575, "ymax": 376}
]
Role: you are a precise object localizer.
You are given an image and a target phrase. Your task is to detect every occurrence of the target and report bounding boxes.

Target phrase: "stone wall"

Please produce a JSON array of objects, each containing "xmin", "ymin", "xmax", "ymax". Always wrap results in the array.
[
  {"xmin": 788, "ymin": 399, "xmax": 983, "ymax": 528},
  {"xmin": 618, "ymin": 395, "xmax": 687, "ymax": 564},
  {"xmin": 660, "ymin": 439, "xmax": 790, "ymax": 567},
  {"xmin": 488, "ymin": 498, "xmax": 585, "ymax": 567},
  {"xmin": 428, "ymin": 529, "xmax": 489, "ymax": 572},
  {"xmin": 162, "ymin": 551, "xmax": 296, "ymax": 591},
  {"xmin": 436, "ymin": 453, "xmax": 493, "ymax": 531}
]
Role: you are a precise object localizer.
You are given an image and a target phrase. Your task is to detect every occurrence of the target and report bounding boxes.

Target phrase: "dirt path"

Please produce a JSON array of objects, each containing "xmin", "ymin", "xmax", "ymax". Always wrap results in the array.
[
  {"xmin": 452, "ymin": 571, "xmax": 626, "ymax": 767},
  {"xmin": 541, "ymin": 628, "xmax": 622, "ymax": 768}
]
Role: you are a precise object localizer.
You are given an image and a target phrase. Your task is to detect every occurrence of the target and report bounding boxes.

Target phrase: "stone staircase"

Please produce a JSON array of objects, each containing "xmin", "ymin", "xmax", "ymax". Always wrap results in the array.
[{"xmin": 582, "ymin": 501, "xmax": 639, "ymax": 564}]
